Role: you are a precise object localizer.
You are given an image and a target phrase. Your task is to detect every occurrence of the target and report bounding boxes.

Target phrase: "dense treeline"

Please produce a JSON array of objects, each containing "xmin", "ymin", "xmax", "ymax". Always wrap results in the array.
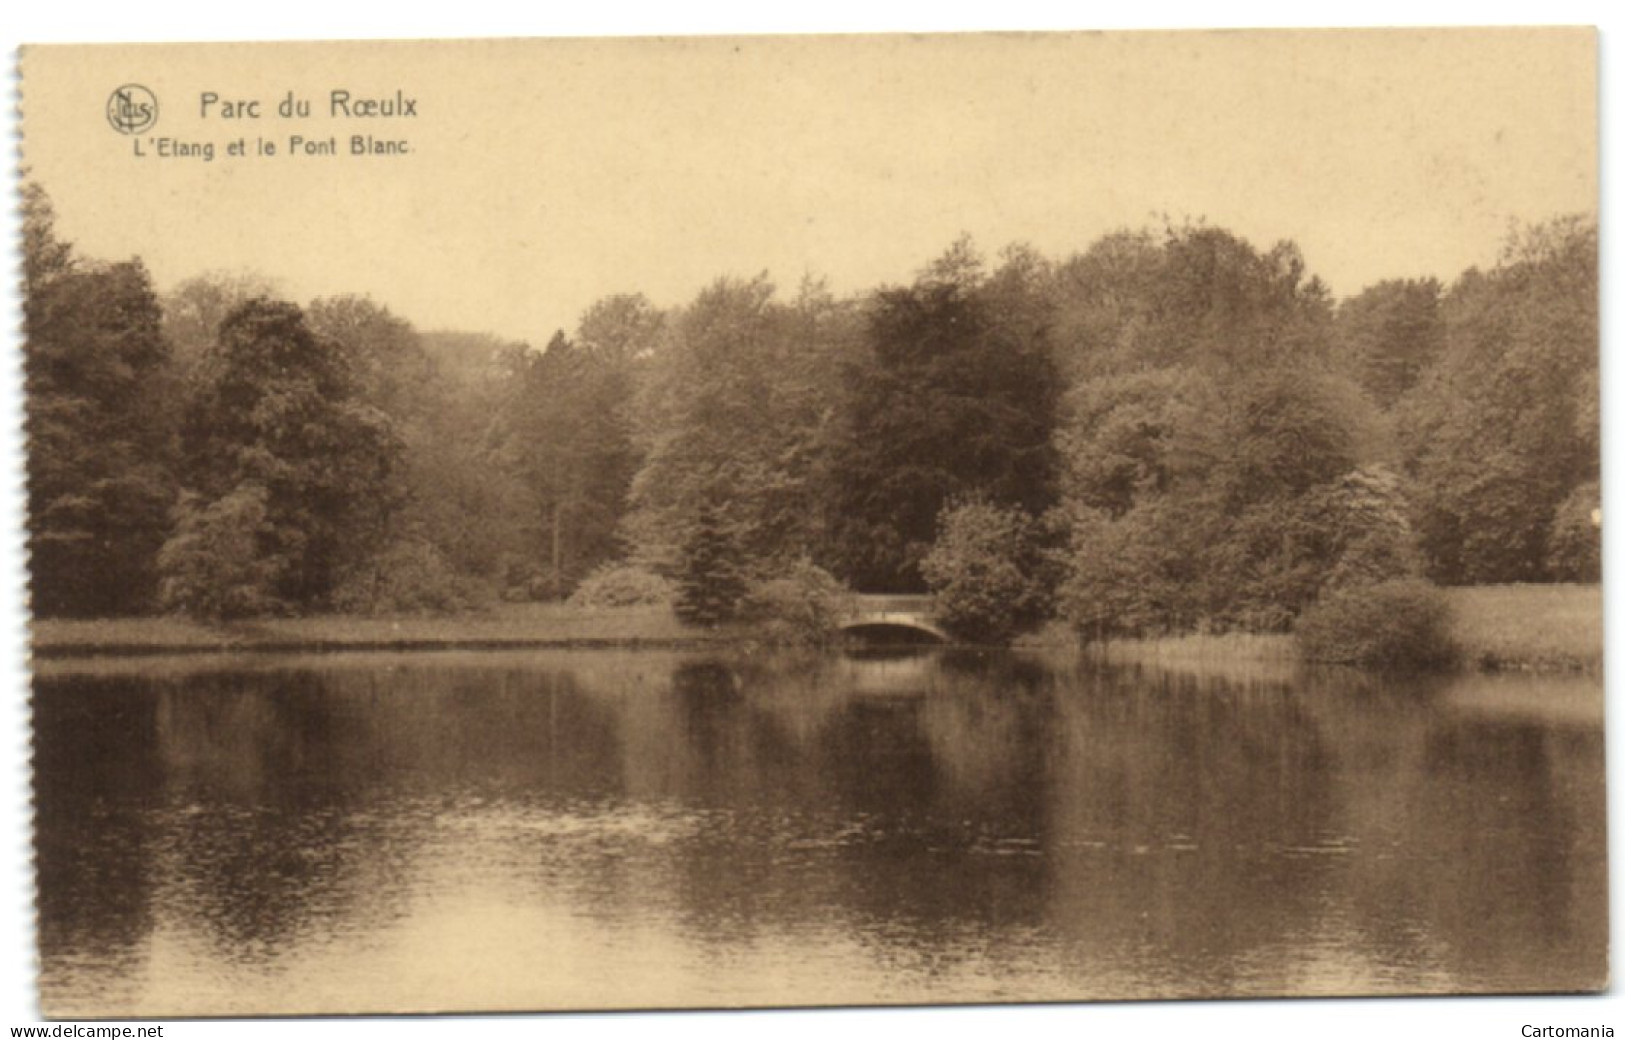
[
  {"xmin": 24, "ymin": 184, "xmax": 173, "ymax": 617},
  {"xmin": 23, "ymin": 183, "xmax": 1598, "ymax": 642}
]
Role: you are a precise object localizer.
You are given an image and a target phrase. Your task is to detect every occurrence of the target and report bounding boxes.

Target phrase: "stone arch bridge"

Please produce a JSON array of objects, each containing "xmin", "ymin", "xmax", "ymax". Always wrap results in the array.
[{"xmin": 838, "ymin": 594, "xmax": 949, "ymax": 642}]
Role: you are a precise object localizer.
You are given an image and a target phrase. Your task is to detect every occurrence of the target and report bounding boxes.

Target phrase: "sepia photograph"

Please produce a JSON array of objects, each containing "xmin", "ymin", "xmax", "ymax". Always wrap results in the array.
[{"xmin": 12, "ymin": 22, "xmax": 1606, "ymax": 1024}]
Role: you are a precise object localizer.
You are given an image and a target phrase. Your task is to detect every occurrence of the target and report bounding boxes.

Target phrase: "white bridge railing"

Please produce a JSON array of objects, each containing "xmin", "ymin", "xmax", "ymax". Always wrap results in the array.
[
  {"xmin": 848, "ymin": 594, "xmax": 936, "ymax": 617},
  {"xmin": 841, "ymin": 595, "xmax": 946, "ymax": 637}
]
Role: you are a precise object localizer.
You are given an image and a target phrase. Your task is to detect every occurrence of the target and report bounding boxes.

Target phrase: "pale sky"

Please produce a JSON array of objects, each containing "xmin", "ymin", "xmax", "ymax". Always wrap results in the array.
[{"xmin": 21, "ymin": 29, "xmax": 1596, "ymax": 344}]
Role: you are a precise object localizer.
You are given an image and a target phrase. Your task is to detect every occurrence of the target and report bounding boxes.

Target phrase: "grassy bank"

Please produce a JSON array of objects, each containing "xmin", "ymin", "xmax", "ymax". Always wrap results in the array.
[
  {"xmin": 1444, "ymin": 583, "xmax": 1601, "ymax": 673},
  {"xmin": 30, "ymin": 602, "xmax": 739, "ymax": 658},
  {"xmin": 1066, "ymin": 583, "xmax": 1601, "ymax": 674},
  {"xmin": 30, "ymin": 582, "xmax": 1603, "ymax": 671}
]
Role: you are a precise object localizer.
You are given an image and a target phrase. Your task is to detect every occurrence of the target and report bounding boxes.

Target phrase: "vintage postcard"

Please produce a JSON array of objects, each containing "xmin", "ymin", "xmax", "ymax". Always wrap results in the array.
[{"xmin": 18, "ymin": 30, "xmax": 1602, "ymax": 1018}]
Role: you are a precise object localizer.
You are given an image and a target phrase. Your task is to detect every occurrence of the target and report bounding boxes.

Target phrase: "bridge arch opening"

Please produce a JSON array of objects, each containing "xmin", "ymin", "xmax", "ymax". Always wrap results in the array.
[{"xmin": 838, "ymin": 621, "xmax": 948, "ymax": 646}]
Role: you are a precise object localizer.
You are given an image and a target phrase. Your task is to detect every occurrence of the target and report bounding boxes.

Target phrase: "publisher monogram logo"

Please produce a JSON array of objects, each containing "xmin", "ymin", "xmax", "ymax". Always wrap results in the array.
[{"xmin": 106, "ymin": 84, "xmax": 158, "ymax": 134}]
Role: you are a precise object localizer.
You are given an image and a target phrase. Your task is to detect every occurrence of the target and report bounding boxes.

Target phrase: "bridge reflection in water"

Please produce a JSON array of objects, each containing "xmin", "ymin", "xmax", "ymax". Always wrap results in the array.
[
  {"xmin": 33, "ymin": 649, "xmax": 1606, "ymax": 1014},
  {"xmin": 839, "ymin": 595, "xmax": 949, "ymax": 643},
  {"xmin": 835, "ymin": 652, "xmax": 936, "ymax": 696}
]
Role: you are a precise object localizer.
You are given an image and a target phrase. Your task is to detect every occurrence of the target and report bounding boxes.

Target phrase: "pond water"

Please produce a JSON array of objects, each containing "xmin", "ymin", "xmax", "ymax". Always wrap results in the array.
[{"xmin": 32, "ymin": 648, "xmax": 1606, "ymax": 1016}]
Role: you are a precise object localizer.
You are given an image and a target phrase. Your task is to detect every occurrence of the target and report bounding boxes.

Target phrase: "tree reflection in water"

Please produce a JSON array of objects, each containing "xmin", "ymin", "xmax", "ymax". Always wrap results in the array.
[{"xmin": 32, "ymin": 649, "xmax": 1606, "ymax": 1015}]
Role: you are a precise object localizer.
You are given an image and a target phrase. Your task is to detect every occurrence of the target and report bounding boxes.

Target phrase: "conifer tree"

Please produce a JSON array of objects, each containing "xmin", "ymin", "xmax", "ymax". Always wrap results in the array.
[{"xmin": 673, "ymin": 505, "xmax": 748, "ymax": 624}]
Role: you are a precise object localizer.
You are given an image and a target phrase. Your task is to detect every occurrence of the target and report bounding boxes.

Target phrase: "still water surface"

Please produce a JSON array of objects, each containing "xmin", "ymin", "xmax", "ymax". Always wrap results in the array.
[{"xmin": 33, "ymin": 649, "xmax": 1606, "ymax": 1015}]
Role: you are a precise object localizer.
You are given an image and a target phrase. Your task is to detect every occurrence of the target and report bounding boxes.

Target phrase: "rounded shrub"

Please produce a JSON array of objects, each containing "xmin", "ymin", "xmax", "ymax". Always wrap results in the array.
[
  {"xmin": 742, "ymin": 560, "xmax": 854, "ymax": 645},
  {"xmin": 332, "ymin": 539, "xmax": 474, "ymax": 615},
  {"xmin": 1294, "ymin": 578, "xmax": 1457, "ymax": 669},
  {"xmin": 921, "ymin": 499, "xmax": 1056, "ymax": 645},
  {"xmin": 567, "ymin": 564, "xmax": 675, "ymax": 609},
  {"xmin": 1547, "ymin": 480, "xmax": 1601, "ymax": 582},
  {"xmin": 158, "ymin": 485, "xmax": 288, "ymax": 620}
]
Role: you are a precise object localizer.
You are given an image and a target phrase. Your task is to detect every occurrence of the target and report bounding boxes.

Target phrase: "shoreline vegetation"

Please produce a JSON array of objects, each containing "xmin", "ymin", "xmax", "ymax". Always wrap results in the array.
[
  {"xmin": 1063, "ymin": 583, "xmax": 1601, "ymax": 676},
  {"xmin": 30, "ymin": 603, "xmax": 724, "ymax": 659},
  {"xmin": 31, "ymin": 582, "xmax": 1600, "ymax": 675},
  {"xmin": 23, "ymin": 188, "xmax": 1599, "ymax": 669}
]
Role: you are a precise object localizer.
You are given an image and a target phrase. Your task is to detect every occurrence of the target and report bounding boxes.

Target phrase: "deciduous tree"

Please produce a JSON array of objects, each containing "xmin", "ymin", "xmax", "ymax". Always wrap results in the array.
[
  {"xmin": 825, "ymin": 240, "xmax": 1061, "ymax": 591},
  {"xmin": 497, "ymin": 330, "xmax": 638, "ymax": 598},
  {"xmin": 1335, "ymin": 278, "xmax": 1443, "ymax": 410},
  {"xmin": 626, "ymin": 276, "xmax": 852, "ymax": 574},
  {"xmin": 165, "ymin": 298, "xmax": 399, "ymax": 612},
  {"xmin": 1053, "ymin": 224, "xmax": 1387, "ymax": 634},
  {"xmin": 23, "ymin": 185, "xmax": 177, "ymax": 616},
  {"xmin": 1398, "ymin": 216, "xmax": 1597, "ymax": 584},
  {"xmin": 921, "ymin": 498, "xmax": 1057, "ymax": 644}
]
